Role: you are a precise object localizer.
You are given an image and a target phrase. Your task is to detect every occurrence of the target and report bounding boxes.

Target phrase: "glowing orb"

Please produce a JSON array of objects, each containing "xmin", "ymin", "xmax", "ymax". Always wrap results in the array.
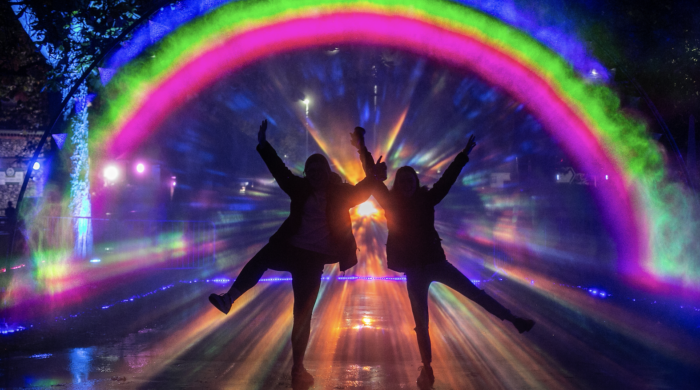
[
  {"xmin": 104, "ymin": 166, "xmax": 119, "ymax": 181},
  {"xmin": 136, "ymin": 163, "xmax": 145, "ymax": 173}
]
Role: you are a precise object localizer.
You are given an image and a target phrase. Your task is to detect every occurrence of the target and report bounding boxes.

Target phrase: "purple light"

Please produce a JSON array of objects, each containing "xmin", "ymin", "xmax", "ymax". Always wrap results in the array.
[
  {"xmin": 104, "ymin": 0, "xmax": 608, "ymax": 82},
  {"xmin": 136, "ymin": 163, "xmax": 145, "ymax": 173},
  {"xmin": 52, "ymin": 133, "xmax": 68, "ymax": 150}
]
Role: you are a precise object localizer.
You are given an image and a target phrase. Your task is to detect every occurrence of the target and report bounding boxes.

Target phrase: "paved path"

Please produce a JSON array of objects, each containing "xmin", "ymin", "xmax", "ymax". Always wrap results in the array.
[{"xmin": 2, "ymin": 277, "xmax": 699, "ymax": 389}]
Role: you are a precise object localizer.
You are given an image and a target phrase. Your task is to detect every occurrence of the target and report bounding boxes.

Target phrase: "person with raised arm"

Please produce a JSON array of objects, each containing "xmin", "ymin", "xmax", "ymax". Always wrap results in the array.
[
  {"xmin": 209, "ymin": 120, "xmax": 377, "ymax": 388},
  {"xmin": 355, "ymin": 133, "xmax": 534, "ymax": 389}
]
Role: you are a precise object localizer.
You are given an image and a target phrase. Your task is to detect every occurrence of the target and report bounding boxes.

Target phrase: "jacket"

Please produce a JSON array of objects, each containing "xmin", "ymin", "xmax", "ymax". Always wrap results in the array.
[
  {"xmin": 257, "ymin": 141, "xmax": 375, "ymax": 271},
  {"xmin": 372, "ymin": 152, "xmax": 470, "ymax": 272}
]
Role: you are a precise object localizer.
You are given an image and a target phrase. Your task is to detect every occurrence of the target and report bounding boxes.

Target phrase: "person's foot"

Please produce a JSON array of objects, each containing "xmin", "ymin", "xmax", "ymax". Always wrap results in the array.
[
  {"xmin": 416, "ymin": 365, "xmax": 434, "ymax": 389},
  {"xmin": 512, "ymin": 317, "xmax": 535, "ymax": 334},
  {"xmin": 291, "ymin": 365, "xmax": 314, "ymax": 388},
  {"xmin": 208, "ymin": 293, "xmax": 233, "ymax": 314}
]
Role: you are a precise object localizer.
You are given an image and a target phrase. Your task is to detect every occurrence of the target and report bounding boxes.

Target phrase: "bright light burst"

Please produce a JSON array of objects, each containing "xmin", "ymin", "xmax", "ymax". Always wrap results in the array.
[
  {"xmin": 355, "ymin": 200, "xmax": 378, "ymax": 218},
  {"xmin": 103, "ymin": 165, "xmax": 119, "ymax": 181}
]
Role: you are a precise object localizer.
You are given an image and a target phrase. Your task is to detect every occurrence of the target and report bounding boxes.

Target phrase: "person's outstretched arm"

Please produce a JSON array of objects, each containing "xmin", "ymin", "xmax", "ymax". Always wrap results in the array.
[
  {"xmin": 350, "ymin": 126, "xmax": 391, "ymax": 208},
  {"xmin": 255, "ymin": 119, "xmax": 301, "ymax": 195},
  {"xmin": 372, "ymin": 176, "xmax": 391, "ymax": 209},
  {"xmin": 350, "ymin": 126, "xmax": 375, "ymax": 178},
  {"xmin": 428, "ymin": 134, "xmax": 477, "ymax": 206},
  {"xmin": 344, "ymin": 127, "xmax": 384, "ymax": 206}
]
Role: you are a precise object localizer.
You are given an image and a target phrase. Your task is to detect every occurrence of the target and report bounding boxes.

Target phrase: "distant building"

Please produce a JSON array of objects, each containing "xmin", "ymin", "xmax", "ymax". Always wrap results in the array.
[{"xmin": 0, "ymin": 129, "xmax": 49, "ymax": 216}]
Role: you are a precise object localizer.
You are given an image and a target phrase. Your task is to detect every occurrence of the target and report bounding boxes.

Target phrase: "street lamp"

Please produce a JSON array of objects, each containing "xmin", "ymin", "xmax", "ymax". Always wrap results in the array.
[
  {"xmin": 302, "ymin": 98, "xmax": 310, "ymax": 157},
  {"xmin": 104, "ymin": 165, "xmax": 119, "ymax": 182}
]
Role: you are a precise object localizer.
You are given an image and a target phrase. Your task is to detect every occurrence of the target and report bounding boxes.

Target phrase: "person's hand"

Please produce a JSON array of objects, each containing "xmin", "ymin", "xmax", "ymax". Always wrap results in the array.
[
  {"xmin": 258, "ymin": 119, "xmax": 268, "ymax": 145},
  {"xmin": 463, "ymin": 134, "xmax": 476, "ymax": 155},
  {"xmin": 374, "ymin": 156, "xmax": 387, "ymax": 181},
  {"xmin": 350, "ymin": 126, "xmax": 366, "ymax": 150}
]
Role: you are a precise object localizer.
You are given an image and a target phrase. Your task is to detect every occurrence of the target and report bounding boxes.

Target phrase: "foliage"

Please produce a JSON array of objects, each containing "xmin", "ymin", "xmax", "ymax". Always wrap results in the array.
[
  {"xmin": 580, "ymin": 0, "xmax": 699, "ymax": 145},
  {"xmin": 0, "ymin": 5, "xmax": 48, "ymax": 130},
  {"xmin": 8, "ymin": 0, "xmax": 150, "ymax": 92}
]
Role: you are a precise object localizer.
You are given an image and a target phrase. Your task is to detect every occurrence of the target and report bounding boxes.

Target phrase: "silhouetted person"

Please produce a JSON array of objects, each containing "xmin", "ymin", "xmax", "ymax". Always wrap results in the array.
[
  {"xmin": 209, "ymin": 120, "xmax": 376, "ymax": 388},
  {"xmin": 360, "ymin": 134, "xmax": 534, "ymax": 388},
  {"xmin": 5, "ymin": 201, "xmax": 16, "ymax": 231}
]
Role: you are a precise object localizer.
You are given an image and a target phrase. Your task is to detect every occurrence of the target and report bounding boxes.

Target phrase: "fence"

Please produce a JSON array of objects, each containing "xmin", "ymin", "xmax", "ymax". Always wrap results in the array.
[{"xmin": 45, "ymin": 217, "xmax": 216, "ymax": 268}]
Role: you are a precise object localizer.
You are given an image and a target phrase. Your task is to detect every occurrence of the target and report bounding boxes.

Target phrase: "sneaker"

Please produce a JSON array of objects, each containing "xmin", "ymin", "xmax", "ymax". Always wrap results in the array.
[
  {"xmin": 291, "ymin": 365, "xmax": 314, "ymax": 388},
  {"xmin": 208, "ymin": 293, "xmax": 232, "ymax": 315},
  {"xmin": 416, "ymin": 365, "xmax": 434, "ymax": 389},
  {"xmin": 513, "ymin": 317, "xmax": 535, "ymax": 334}
]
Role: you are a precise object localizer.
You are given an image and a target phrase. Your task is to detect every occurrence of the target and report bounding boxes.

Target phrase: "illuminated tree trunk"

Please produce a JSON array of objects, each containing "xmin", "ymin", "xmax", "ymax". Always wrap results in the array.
[
  {"xmin": 68, "ymin": 82, "xmax": 92, "ymax": 257},
  {"xmin": 11, "ymin": 5, "xmax": 93, "ymax": 257}
]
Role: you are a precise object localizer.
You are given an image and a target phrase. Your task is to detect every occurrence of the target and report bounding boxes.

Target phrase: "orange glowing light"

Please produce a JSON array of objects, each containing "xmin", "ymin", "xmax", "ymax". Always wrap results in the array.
[{"xmin": 356, "ymin": 201, "xmax": 377, "ymax": 217}]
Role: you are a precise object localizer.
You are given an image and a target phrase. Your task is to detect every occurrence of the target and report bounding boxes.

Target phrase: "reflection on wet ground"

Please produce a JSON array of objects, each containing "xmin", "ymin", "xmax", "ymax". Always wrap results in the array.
[{"xmin": 2, "ymin": 277, "xmax": 699, "ymax": 389}]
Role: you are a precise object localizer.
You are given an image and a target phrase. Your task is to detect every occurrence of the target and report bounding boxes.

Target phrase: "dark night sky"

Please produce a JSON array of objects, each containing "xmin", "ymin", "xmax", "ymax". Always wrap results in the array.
[{"xmin": 569, "ymin": 0, "xmax": 699, "ymax": 156}]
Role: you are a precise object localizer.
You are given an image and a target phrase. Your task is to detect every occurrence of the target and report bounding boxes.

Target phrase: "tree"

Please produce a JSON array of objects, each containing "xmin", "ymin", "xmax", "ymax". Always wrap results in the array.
[
  {"xmin": 8, "ymin": 0, "xmax": 151, "ymax": 256},
  {"xmin": 0, "ymin": 4, "xmax": 48, "ymax": 130}
]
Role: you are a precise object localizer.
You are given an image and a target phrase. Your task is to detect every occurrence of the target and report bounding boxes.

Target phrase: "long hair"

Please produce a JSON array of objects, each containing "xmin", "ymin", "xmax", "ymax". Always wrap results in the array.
[{"xmin": 390, "ymin": 166, "xmax": 425, "ymax": 195}]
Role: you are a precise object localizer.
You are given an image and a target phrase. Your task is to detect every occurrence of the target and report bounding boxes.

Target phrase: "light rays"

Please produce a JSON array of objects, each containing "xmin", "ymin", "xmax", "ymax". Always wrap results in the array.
[
  {"xmin": 123, "ymin": 279, "xmax": 589, "ymax": 388},
  {"xmin": 489, "ymin": 264, "xmax": 700, "ymax": 367},
  {"xmin": 139, "ymin": 284, "xmax": 295, "ymax": 385},
  {"xmin": 90, "ymin": 0, "xmax": 700, "ymax": 293},
  {"xmin": 429, "ymin": 284, "xmax": 572, "ymax": 390},
  {"xmin": 10, "ymin": 45, "xmax": 699, "ymax": 388},
  {"xmin": 5, "ymin": 3, "xmax": 700, "ymax": 389},
  {"xmin": 382, "ymin": 106, "xmax": 409, "ymax": 156}
]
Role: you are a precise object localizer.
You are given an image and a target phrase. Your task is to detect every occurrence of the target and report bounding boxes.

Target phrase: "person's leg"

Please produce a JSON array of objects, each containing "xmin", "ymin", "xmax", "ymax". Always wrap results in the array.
[
  {"xmin": 209, "ymin": 243, "xmax": 278, "ymax": 314},
  {"xmin": 290, "ymin": 263, "xmax": 323, "ymax": 368},
  {"xmin": 406, "ymin": 270, "xmax": 435, "ymax": 387},
  {"xmin": 289, "ymin": 247, "xmax": 326, "ymax": 368},
  {"xmin": 430, "ymin": 261, "xmax": 534, "ymax": 333},
  {"xmin": 230, "ymin": 243, "xmax": 280, "ymax": 295},
  {"xmin": 405, "ymin": 270, "xmax": 433, "ymax": 365},
  {"xmin": 289, "ymin": 250, "xmax": 325, "ymax": 387}
]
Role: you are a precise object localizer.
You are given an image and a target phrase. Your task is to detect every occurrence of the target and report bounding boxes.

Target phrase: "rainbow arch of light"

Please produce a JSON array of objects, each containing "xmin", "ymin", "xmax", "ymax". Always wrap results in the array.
[{"xmin": 93, "ymin": 0, "xmax": 693, "ymax": 291}]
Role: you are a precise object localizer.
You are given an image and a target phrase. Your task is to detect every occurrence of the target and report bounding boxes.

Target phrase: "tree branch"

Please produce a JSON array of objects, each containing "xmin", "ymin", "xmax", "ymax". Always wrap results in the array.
[{"xmin": 11, "ymin": 4, "xmax": 28, "ymax": 19}]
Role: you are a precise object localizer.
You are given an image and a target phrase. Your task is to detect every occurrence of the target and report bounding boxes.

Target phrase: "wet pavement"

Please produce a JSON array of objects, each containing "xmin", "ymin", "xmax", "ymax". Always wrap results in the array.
[{"xmin": 2, "ymin": 275, "xmax": 699, "ymax": 389}]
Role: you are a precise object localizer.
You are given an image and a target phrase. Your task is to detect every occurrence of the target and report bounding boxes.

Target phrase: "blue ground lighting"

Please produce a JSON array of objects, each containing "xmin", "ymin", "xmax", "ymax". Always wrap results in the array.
[{"xmin": 5, "ymin": 275, "xmax": 696, "ymax": 337}]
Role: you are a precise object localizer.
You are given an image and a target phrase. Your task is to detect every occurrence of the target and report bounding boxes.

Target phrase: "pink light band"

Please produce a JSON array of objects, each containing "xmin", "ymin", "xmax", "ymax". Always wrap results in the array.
[{"xmin": 109, "ymin": 12, "xmax": 646, "ymax": 277}]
